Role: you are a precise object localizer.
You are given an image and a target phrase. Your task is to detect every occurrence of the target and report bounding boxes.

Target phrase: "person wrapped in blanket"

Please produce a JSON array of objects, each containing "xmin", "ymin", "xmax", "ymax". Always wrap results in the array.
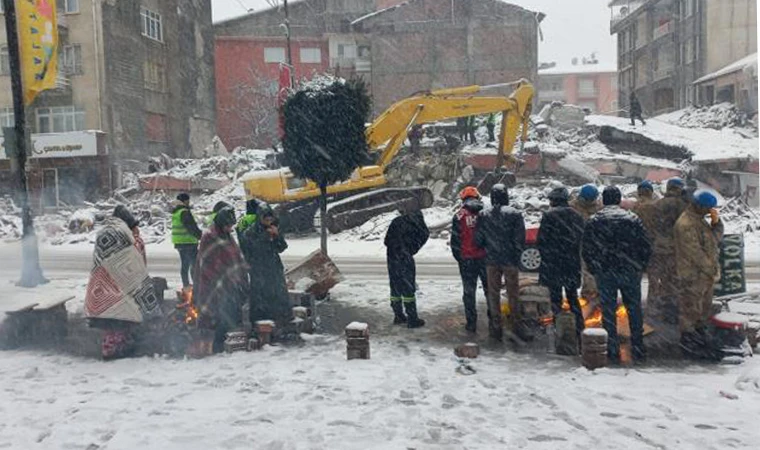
[{"xmin": 84, "ymin": 205, "xmax": 162, "ymax": 360}]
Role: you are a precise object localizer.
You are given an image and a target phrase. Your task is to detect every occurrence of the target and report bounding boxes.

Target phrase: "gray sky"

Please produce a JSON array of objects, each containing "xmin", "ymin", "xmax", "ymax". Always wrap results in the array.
[{"xmin": 211, "ymin": 0, "xmax": 617, "ymax": 66}]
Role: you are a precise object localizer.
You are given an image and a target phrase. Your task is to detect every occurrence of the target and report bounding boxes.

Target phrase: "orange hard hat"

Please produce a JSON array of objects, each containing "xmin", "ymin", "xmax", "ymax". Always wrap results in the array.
[{"xmin": 460, "ymin": 186, "xmax": 481, "ymax": 200}]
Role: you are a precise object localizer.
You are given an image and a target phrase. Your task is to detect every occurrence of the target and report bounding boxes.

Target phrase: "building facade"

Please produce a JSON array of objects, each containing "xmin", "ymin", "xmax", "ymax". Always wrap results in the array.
[
  {"xmin": 609, "ymin": 0, "xmax": 757, "ymax": 116},
  {"xmin": 0, "ymin": 0, "xmax": 215, "ymax": 209},
  {"xmin": 214, "ymin": 0, "xmax": 542, "ymax": 149},
  {"xmin": 538, "ymin": 61, "xmax": 618, "ymax": 113}
]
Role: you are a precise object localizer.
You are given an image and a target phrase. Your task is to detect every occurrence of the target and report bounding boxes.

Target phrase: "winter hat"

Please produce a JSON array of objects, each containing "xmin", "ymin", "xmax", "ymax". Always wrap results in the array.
[
  {"xmin": 490, "ymin": 183, "xmax": 509, "ymax": 207},
  {"xmin": 638, "ymin": 180, "xmax": 654, "ymax": 192},
  {"xmin": 214, "ymin": 206, "xmax": 237, "ymax": 229},
  {"xmin": 548, "ymin": 186, "xmax": 569, "ymax": 203},
  {"xmin": 666, "ymin": 177, "xmax": 684, "ymax": 189},
  {"xmin": 693, "ymin": 189, "xmax": 718, "ymax": 209},
  {"xmin": 459, "ymin": 186, "xmax": 481, "ymax": 200},
  {"xmin": 212, "ymin": 201, "xmax": 230, "ymax": 214},
  {"xmin": 177, "ymin": 193, "xmax": 190, "ymax": 203},
  {"xmin": 258, "ymin": 202, "xmax": 274, "ymax": 219},
  {"xmin": 246, "ymin": 198, "xmax": 260, "ymax": 215},
  {"xmin": 579, "ymin": 184, "xmax": 599, "ymax": 201},
  {"xmin": 602, "ymin": 186, "xmax": 622, "ymax": 206},
  {"xmin": 113, "ymin": 205, "xmax": 139, "ymax": 229}
]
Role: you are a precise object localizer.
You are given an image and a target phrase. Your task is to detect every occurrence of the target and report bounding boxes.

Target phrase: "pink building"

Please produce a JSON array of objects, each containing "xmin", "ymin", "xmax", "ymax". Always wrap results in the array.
[{"xmin": 538, "ymin": 62, "xmax": 618, "ymax": 114}]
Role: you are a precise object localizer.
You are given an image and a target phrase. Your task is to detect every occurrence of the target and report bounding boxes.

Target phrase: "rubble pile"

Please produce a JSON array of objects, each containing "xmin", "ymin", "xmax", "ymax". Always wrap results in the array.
[
  {"xmin": 660, "ymin": 103, "xmax": 754, "ymax": 132},
  {"xmin": 148, "ymin": 148, "xmax": 275, "ymax": 182},
  {"xmin": 386, "ymin": 143, "xmax": 464, "ymax": 201}
]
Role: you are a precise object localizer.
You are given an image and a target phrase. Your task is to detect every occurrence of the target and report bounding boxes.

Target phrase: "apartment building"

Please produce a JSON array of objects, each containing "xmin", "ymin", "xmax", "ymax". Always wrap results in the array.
[
  {"xmin": 538, "ymin": 60, "xmax": 618, "ymax": 113},
  {"xmin": 609, "ymin": 0, "xmax": 757, "ymax": 116},
  {"xmin": 0, "ymin": 0, "xmax": 215, "ymax": 209}
]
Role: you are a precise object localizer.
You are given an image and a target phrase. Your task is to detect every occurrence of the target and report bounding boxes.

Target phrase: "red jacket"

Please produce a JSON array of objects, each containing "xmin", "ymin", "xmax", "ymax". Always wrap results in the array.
[{"xmin": 451, "ymin": 199, "xmax": 486, "ymax": 260}]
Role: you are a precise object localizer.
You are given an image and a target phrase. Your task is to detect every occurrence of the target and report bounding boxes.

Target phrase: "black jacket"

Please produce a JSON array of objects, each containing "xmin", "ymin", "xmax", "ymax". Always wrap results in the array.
[
  {"xmin": 242, "ymin": 222, "xmax": 290, "ymax": 323},
  {"xmin": 581, "ymin": 205, "xmax": 652, "ymax": 276},
  {"xmin": 537, "ymin": 204, "xmax": 585, "ymax": 286},
  {"xmin": 475, "ymin": 204, "xmax": 525, "ymax": 266},
  {"xmin": 384, "ymin": 211, "xmax": 429, "ymax": 258},
  {"xmin": 630, "ymin": 96, "xmax": 643, "ymax": 115}
]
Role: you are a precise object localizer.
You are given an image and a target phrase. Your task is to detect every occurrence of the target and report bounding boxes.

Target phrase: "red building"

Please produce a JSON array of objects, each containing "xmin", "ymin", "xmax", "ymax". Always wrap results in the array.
[
  {"xmin": 538, "ymin": 62, "xmax": 618, "ymax": 114},
  {"xmin": 215, "ymin": 36, "xmax": 329, "ymax": 150}
]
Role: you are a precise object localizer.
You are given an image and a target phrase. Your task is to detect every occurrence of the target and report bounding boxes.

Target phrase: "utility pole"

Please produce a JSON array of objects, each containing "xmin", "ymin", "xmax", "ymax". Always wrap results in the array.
[
  {"xmin": 283, "ymin": 0, "xmax": 294, "ymax": 87},
  {"xmin": 2, "ymin": 0, "xmax": 47, "ymax": 287}
]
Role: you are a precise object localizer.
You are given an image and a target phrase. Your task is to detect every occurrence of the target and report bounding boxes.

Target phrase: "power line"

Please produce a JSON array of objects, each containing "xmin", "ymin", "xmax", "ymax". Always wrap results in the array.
[{"xmin": 234, "ymin": 0, "xmax": 254, "ymax": 13}]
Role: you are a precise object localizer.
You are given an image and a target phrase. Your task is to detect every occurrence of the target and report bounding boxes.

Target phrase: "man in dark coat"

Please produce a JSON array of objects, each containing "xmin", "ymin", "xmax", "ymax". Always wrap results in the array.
[
  {"xmin": 629, "ymin": 92, "xmax": 646, "ymax": 126},
  {"xmin": 537, "ymin": 186, "xmax": 585, "ymax": 336},
  {"xmin": 582, "ymin": 186, "xmax": 652, "ymax": 362},
  {"xmin": 476, "ymin": 184, "xmax": 525, "ymax": 340},
  {"xmin": 242, "ymin": 204, "xmax": 291, "ymax": 327},
  {"xmin": 451, "ymin": 186, "xmax": 487, "ymax": 333},
  {"xmin": 385, "ymin": 203, "xmax": 430, "ymax": 328},
  {"xmin": 194, "ymin": 207, "xmax": 249, "ymax": 353}
]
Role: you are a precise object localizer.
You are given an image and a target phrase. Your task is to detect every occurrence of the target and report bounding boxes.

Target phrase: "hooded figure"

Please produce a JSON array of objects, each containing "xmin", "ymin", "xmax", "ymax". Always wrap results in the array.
[
  {"xmin": 385, "ymin": 201, "xmax": 430, "ymax": 328},
  {"xmin": 629, "ymin": 92, "xmax": 646, "ymax": 126},
  {"xmin": 451, "ymin": 186, "xmax": 487, "ymax": 332},
  {"xmin": 207, "ymin": 201, "xmax": 231, "ymax": 226},
  {"xmin": 647, "ymin": 177, "xmax": 688, "ymax": 324},
  {"xmin": 171, "ymin": 193, "xmax": 203, "ymax": 288},
  {"xmin": 237, "ymin": 198, "xmax": 261, "ymax": 262},
  {"xmin": 674, "ymin": 190, "xmax": 724, "ymax": 359},
  {"xmin": 85, "ymin": 206, "xmax": 161, "ymax": 359},
  {"xmin": 537, "ymin": 187, "xmax": 585, "ymax": 336},
  {"xmin": 242, "ymin": 204, "xmax": 291, "ymax": 328},
  {"xmin": 476, "ymin": 183, "xmax": 525, "ymax": 340},
  {"xmin": 582, "ymin": 186, "xmax": 651, "ymax": 363},
  {"xmin": 194, "ymin": 206, "xmax": 249, "ymax": 353},
  {"xmin": 571, "ymin": 184, "xmax": 602, "ymax": 303}
]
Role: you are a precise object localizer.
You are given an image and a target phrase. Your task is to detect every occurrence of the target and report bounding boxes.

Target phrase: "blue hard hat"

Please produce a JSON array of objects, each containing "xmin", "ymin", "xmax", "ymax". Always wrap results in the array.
[
  {"xmin": 693, "ymin": 189, "xmax": 718, "ymax": 208},
  {"xmin": 638, "ymin": 180, "xmax": 653, "ymax": 191},
  {"xmin": 667, "ymin": 177, "xmax": 684, "ymax": 188},
  {"xmin": 579, "ymin": 184, "xmax": 599, "ymax": 201}
]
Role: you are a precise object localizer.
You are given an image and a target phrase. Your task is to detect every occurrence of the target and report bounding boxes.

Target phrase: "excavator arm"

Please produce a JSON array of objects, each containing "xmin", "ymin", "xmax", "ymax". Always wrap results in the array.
[{"xmin": 367, "ymin": 79, "xmax": 534, "ymax": 170}]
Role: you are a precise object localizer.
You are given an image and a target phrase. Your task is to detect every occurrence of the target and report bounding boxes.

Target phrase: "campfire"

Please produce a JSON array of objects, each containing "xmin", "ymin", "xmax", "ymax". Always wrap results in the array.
[
  {"xmin": 560, "ymin": 297, "xmax": 632, "ymax": 335},
  {"xmin": 176, "ymin": 287, "xmax": 198, "ymax": 325}
]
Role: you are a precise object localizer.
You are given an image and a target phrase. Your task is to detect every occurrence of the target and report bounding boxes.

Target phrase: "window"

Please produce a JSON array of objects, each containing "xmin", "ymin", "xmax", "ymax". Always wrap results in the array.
[
  {"xmin": 140, "ymin": 7, "xmax": 163, "ymax": 42},
  {"xmin": 60, "ymin": 44, "xmax": 82, "ymax": 75},
  {"xmin": 264, "ymin": 47, "xmax": 286, "ymax": 63},
  {"xmin": 143, "ymin": 60, "xmax": 166, "ymax": 91},
  {"xmin": 60, "ymin": 0, "xmax": 79, "ymax": 14},
  {"xmin": 0, "ymin": 107, "xmax": 14, "ymax": 128},
  {"xmin": 299, "ymin": 47, "xmax": 321, "ymax": 64},
  {"xmin": 36, "ymin": 106, "xmax": 85, "ymax": 133},
  {"xmin": 337, "ymin": 43, "xmax": 356, "ymax": 58},
  {"xmin": 0, "ymin": 46, "xmax": 8, "ymax": 76},
  {"xmin": 578, "ymin": 78, "xmax": 596, "ymax": 95},
  {"xmin": 680, "ymin": 0, "xmax": 694, "ymax": 18}
]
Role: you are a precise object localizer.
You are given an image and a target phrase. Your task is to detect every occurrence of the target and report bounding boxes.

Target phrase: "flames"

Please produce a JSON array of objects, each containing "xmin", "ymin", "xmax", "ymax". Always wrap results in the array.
[
  {"xmin": 562, "ymin": 297, "xmax": 629, "ymax": 329},
  {"xmin": 177, "ymin": 287, "xmax": 198, "ymax": 325}
]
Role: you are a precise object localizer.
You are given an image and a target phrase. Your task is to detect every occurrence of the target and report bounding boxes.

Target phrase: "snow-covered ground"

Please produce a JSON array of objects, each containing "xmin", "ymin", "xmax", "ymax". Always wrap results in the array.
[{"xmin": 1, "ymin": 277, "xmax": 760, "ymax": 449}]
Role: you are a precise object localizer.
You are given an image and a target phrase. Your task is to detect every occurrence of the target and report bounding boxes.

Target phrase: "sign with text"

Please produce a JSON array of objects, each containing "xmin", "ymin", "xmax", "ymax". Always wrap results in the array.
[
  {"xmin": 18, "ymin": 0, "xmax": 59, "ymax": 105},
  {"xmin": 0, "ymin": 131, "xmax": 99, "ymax": 159},
  {"xmin": 713, "ymin": 233, "xmax": 745, "ymax": 297}
]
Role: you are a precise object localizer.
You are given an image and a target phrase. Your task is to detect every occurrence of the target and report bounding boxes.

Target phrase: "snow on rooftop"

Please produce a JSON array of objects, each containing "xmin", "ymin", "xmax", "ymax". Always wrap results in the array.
[
  {"xmin": 539, "ymin": 63, "xmax": 618, "ymax": 76},
  {"xmin": 694, "ymin": 52, "xmax": 758, "ymax": 84},
  {"xmin": 585, "ymin": 114, "xmax": 759, "ymax": 163}
]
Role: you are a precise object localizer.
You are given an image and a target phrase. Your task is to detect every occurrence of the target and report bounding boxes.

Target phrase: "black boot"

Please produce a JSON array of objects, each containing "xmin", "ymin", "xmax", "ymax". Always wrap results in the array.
[
  {"xmin": 391, "ymin": 301, "xmax": 407, "ymax": 325},
  {"xmin": 404, "ymin": 301, "xmax": 425, "ymax": 329}
]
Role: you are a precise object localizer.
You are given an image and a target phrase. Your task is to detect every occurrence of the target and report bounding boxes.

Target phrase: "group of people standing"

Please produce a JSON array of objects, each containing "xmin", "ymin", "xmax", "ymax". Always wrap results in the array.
[
  {"xmin": 456, "ymin": 114, "xmax": 497, "ymax": 145},
  {"xmin": 447, "ymin": 178, "xmax": 724, "ymax": 363},
  {"xmin": 84, "ymin": 193, "xmax": 293, "ymax": 358}
]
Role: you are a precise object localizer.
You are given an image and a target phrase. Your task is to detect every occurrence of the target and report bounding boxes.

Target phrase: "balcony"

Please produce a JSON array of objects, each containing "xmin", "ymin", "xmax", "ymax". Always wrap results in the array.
[
  {"xmin": 330, "ymin": 57, "xmax": 355, "ymax": 69},
  {"xmin": 652, "ymin": 21, "xmax": 673, "ymax": 41},
  {"xmin": 578, "ymin": 87, "xmax": 599, "ymax": 98},
  {"xmin": 653, "ymin": 66, "xmax": 675, "ymax": 81},
  {"xmin": 355, "ymin": 59, "xmax": 371, "ymax": 72},
  {"xmin": 610, "ymin": 0, "xmax": 647, "ymax": 31}
]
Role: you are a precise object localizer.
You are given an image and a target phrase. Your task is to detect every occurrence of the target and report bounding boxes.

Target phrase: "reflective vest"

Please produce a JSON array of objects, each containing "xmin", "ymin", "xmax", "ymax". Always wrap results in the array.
[
  {"xmin": 172, "ymin": 208, "xmax": 199, "ymax": 245},
  {"xmin": 236, "ymin": 213, "xmax": 257, "ymax": 232}
]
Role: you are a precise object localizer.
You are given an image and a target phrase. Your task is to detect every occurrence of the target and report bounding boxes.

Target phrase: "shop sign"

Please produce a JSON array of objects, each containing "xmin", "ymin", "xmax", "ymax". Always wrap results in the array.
[{"xmin": 0, "ymin": 131, "xmax": 99, "ymax": 160}]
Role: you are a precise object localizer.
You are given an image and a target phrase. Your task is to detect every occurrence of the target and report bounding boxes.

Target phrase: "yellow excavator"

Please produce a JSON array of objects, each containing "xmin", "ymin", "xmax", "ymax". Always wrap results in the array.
[{"xmin": 242, "ymin": 79, "xmax": 534, "ymax": 233}]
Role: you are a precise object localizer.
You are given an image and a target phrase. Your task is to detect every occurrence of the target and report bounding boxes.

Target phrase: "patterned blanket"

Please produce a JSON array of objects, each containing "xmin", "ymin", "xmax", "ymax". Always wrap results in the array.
[{"xmin": 84, "ymin": 217, "xmax": 161, "ymax": 324}]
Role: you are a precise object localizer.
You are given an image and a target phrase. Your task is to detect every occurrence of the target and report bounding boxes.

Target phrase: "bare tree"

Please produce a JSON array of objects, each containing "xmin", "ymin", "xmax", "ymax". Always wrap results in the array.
[{"xmin": 222, "ymin": 64, "xmax": 280, "ymax": 149}]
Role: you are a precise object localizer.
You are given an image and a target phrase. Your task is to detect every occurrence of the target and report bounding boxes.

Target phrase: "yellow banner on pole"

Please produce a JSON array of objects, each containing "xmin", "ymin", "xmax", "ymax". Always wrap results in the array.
[{"xmin": 17, "ymin": 0, "xmax": 58, "ymax": 105}]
